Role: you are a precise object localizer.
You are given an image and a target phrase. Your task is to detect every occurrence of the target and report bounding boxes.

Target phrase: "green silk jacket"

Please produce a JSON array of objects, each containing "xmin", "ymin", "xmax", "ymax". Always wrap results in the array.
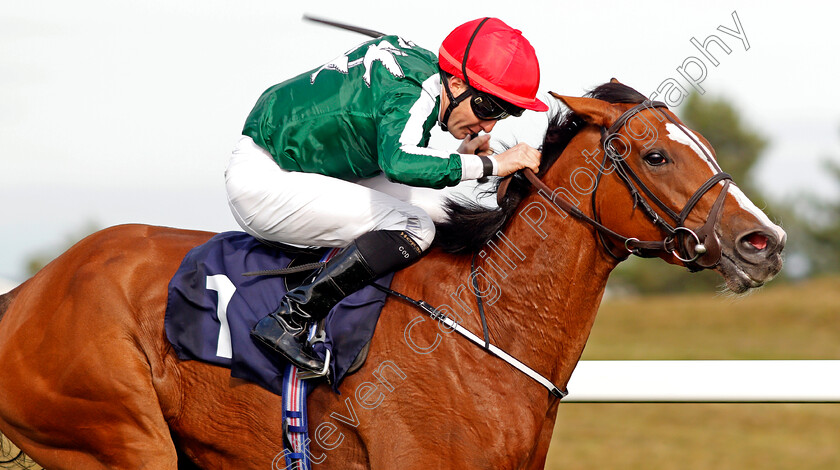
[{"xmin": 242, "ymin": 35, "xmax": 463, "ymax": 189}]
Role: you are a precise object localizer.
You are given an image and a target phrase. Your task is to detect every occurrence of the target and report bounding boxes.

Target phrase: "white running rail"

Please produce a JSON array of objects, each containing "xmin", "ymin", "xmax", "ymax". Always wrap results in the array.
[{"xmin": 564, "ymin": 360, "xmax": 840, "ymax": 402}]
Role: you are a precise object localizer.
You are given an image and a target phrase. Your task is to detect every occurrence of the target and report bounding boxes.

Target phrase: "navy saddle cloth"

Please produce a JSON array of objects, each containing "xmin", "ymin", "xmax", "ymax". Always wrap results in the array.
[{"xmin": 164, "ymin": 231, "xmax": 393, "ymax": 393}]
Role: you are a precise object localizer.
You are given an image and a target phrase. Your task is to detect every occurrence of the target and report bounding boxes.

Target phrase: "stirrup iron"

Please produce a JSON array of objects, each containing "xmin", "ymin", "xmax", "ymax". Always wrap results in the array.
[{"xmin": 297, "ymin": 349, "xmax": 331, "ymax": 380}]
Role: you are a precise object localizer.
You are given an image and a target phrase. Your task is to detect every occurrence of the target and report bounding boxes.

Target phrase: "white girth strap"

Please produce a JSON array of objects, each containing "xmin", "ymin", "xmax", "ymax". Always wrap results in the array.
[{"xmin": 423, "ymin": 302, "xmax": 568, "ymax": 399}]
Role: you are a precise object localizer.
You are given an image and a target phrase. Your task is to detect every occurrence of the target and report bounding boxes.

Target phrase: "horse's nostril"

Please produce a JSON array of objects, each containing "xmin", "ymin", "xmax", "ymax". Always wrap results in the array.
[
  {"xmin": 745, "ymin": 232, "xmax": 768, "ymax": 251},
  {"xmin": 736, "ymin": 229, "xmax": 781, "ymax": 261}
]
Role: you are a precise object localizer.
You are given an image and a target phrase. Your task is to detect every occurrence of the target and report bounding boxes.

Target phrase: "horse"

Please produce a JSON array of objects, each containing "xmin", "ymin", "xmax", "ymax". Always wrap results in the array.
[{"xmin": 0, "ymin": 82, "xmax": 785, "ymax": 469}]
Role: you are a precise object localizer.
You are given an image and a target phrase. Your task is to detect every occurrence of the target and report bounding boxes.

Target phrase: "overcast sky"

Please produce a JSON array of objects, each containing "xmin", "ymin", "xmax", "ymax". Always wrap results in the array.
[{"xmin": 1, "ymin": 0, "xmax": 837, "ymax": 283}]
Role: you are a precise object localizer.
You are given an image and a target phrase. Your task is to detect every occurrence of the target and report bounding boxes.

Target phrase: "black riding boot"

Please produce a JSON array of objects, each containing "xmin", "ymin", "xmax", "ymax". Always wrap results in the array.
[
  {"xmin": 251, "ymin": 242, "xmax": 377, "ymax": 372},
  {"xmin": 251, "ymin": 230, "xmax": 424, "ymax": 374}
]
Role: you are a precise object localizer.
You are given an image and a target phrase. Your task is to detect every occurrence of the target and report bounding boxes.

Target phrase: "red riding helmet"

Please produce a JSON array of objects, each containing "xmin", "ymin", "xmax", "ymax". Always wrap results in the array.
[{"xmin": 439, "ymin": 17, "xmax": 547, "ymax": 112}]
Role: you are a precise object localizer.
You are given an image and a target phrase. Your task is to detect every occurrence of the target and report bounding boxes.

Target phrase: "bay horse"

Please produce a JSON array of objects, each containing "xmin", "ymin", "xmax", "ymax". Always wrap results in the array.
[{"xmin": 0, "ymin": 82, "xmax": 785, "ymax": 469}]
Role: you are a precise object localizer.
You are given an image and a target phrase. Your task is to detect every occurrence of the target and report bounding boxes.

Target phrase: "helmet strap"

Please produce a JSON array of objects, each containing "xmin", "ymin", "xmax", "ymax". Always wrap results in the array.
[{"xmin": 439, "ymin": 71, "xmax": 472, "ymax": 132}]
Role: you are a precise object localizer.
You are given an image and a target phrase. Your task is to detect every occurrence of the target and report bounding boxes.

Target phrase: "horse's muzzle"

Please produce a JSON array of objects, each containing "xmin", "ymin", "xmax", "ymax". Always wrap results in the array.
[{"xmin": 720, "ymin": 226, "xmax": 786, "ymax": 291}]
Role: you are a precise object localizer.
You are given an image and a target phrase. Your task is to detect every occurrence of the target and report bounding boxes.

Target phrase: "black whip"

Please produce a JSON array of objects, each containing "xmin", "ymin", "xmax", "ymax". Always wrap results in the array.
[{"xmin": 302, "ymin": 14, "xmax": 385, "ymax": 39}]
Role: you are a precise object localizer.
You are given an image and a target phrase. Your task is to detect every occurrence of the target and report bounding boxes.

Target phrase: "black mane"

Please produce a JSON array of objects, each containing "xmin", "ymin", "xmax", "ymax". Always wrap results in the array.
[{"xmin": 433, "ymin": 81, "xmax": 647, "ymax": 253}]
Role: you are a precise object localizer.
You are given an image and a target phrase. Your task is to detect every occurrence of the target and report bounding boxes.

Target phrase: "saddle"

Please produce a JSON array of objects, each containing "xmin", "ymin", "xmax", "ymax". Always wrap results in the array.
[{"xmin": 164, "ymin": 231, "xmax": 393, "ymax": 394}]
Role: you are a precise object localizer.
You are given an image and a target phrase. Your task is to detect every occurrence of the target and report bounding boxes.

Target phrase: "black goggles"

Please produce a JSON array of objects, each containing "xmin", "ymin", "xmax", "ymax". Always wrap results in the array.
[{"xmin": 470, "ymin": 89, "xmax": 525, "ymax": 120}]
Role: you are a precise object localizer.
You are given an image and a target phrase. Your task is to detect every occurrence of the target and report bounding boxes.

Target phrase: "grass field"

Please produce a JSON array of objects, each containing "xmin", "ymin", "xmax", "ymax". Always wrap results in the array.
[{"xmin": 545, "ymin": 275, "xmax": 840, "ymax": 470}]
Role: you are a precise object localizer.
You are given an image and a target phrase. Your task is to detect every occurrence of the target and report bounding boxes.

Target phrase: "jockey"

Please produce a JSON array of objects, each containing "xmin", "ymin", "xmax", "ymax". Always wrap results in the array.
[{"xmin": 226, "ymin": 17, "xmax": 547, "ymax": 373}]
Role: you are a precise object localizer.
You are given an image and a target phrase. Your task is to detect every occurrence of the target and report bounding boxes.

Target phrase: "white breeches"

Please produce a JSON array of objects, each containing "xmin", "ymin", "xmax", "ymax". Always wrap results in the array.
[{"xmin": 225, "ymin": 136, "xmax": 452, "ymax": 251}]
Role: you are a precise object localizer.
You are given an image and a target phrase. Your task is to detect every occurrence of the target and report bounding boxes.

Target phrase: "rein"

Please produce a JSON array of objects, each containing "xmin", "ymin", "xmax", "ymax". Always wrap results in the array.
[{"xmin": 498, "ymin": 100, "xmax": 732, "ymax": 271}]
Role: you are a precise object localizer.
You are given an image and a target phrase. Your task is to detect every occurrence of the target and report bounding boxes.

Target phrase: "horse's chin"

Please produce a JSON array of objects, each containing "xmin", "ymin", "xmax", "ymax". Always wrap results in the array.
[{"xmin": 715, "ymin": 249, "xmax": 783, "ymax": 294}]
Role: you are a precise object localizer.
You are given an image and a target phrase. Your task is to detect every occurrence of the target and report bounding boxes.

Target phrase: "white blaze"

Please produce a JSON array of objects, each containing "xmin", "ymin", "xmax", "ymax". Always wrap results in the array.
[
  {"xmin": 665, "ymin": 123, "xmax": 785, "ymax": 240},
  {"xmin": 665, "ymin": 123, "xmax": 717, "ymax": 172},
  {"xmin": 727, "ymin": 184, "xmax": 786, "ymax": 240}
]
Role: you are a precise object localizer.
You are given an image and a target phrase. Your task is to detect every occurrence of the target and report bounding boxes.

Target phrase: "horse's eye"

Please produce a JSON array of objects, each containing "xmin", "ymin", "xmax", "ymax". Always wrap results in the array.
[{"xmin": 643, "ymin": 152, "xmax": 668, "ymax": 166}]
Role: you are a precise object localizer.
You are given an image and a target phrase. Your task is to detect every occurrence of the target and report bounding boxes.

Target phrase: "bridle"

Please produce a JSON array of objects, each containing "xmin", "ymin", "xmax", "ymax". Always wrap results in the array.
[{"xmin": 500, "ymin": 100, "xmax": 732, "ymax": 271}]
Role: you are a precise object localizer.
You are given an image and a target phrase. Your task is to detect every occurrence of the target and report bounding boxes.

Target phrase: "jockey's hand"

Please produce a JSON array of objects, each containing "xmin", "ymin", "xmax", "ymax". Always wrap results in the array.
[
  {"xmin": 458, "ymin": 133, "xmax": 492, "ymax": 156},
  {"xmin": 495, "ymin": 143, "xmax": 542, "ymax": 177}
]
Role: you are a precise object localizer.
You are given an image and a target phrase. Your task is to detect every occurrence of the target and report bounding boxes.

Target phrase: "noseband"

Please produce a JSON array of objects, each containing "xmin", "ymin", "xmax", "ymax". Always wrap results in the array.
[{"xmin": 503, "ymin": 100, "xmax": 732, "ymax": 271}]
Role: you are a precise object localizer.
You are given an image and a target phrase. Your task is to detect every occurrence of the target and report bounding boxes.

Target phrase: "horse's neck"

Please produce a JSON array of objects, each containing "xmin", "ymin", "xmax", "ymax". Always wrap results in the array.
[{"xmin": 481, "ymin": 144, "xmax": 618, "ymax": 389}]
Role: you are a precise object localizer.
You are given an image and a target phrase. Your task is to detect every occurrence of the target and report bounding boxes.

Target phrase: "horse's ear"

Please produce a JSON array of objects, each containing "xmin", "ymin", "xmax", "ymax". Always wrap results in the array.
[
  {"xmin": 609, "ymin": 77, "xmax": 622, "ymax": 84},
  {"xmin": 548, "ymin": 92, "xmax": 622, "ymax": 128}
]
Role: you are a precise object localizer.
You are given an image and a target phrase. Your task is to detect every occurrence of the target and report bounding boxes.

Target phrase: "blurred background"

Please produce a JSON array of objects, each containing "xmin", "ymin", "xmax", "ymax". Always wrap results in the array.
[{"xmin": 1, "ymin": 0, "xmax": 838, "ymax": 468}]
